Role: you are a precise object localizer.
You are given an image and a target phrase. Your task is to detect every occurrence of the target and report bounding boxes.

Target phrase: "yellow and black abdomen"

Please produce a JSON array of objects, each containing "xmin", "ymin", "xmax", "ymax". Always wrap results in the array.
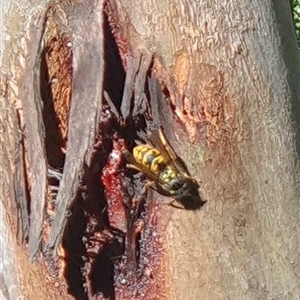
[{"xmin": 133, "ymin": 144, "xmax": 166, "ymax": 175}]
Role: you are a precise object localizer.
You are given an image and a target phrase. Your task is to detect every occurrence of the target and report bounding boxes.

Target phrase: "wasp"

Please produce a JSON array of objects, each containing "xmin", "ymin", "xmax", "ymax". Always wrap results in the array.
[{"xmin": 123, "ymin": 127, "xmax": 205, "ymax": 210}]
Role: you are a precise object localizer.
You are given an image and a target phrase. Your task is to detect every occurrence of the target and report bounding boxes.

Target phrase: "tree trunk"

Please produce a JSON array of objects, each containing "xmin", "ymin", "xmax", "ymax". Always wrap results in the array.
[
  {"xmin": 0, "ymin": 1, "xmax": 74, "ymax": 299},
  {"xmin": 108, "ymin": 0, "xmax": 300, "ymax": 298},
  {"xmin": 1, "ymin": 0, "xmax": 300, "ymax": 299}
]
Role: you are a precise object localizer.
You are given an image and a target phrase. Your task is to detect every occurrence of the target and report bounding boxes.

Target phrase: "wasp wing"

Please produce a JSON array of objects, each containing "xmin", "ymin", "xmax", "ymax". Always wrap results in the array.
[{"xmin": 148, "ymin": 127, "xmax": 192, "ymax": 177}]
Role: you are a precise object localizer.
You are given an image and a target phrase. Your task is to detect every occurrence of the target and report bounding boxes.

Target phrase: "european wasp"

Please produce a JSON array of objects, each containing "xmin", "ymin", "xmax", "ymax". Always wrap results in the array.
[{"xmin": 123, "ymin": 127, "xmax": 205, "ymax": 210}]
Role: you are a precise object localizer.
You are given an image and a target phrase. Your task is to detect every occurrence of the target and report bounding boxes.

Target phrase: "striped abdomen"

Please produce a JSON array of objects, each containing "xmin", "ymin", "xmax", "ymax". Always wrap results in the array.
[{"xmin": 133, "ymin": 144, "xmax": 166, "ymax": 174}]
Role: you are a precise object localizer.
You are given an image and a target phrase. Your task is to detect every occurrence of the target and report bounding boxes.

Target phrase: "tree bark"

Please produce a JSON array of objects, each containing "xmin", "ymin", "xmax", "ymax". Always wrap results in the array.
[
  {"xmin": 1, "ymin": 0, "xmax": 300, "ymax": 299},
  {"xmin": 0, "ymin": 1, "xmax": 73, "ymax": 299},
  {"xmin": 108, "ymin": 0, "xmax": 300, "ymax": 299}
]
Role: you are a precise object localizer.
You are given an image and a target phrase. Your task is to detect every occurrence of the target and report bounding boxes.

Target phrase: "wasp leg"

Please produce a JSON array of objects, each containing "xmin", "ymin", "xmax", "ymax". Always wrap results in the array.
[
  {"xmin": 168, "ymin": 199, "xmax": 185, "ymax": 210},
  {"xmin": 127, "ymin": 163, "xmax": 142, "ymax": 172},
  {"xmin": 142, "ymin": 180, "xmax": 156, "ymax": 194},
  {"xmin": 155, "ymin": 196, "xmax": 185, "ymax": 209}
]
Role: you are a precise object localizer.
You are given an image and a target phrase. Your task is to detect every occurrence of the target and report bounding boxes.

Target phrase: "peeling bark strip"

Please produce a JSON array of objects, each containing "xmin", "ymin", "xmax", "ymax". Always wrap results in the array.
[
  {"xmin": 121, "ymin": 53, "xmax": 153, "ymax": 119},
  {"xmin": 47, "ymin": 0, "xmax": 105, "ymax": 251},
  {"xmin": 18, "ymin": 6, "xmax": 49, "ymax": 260},
  {"xmin": 13, "ymin": 107, "xmax": 29, "ymax": 244},
  {"xmin": 0, "ymin": 70, "xmax": 26, "ymax": 300}
]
